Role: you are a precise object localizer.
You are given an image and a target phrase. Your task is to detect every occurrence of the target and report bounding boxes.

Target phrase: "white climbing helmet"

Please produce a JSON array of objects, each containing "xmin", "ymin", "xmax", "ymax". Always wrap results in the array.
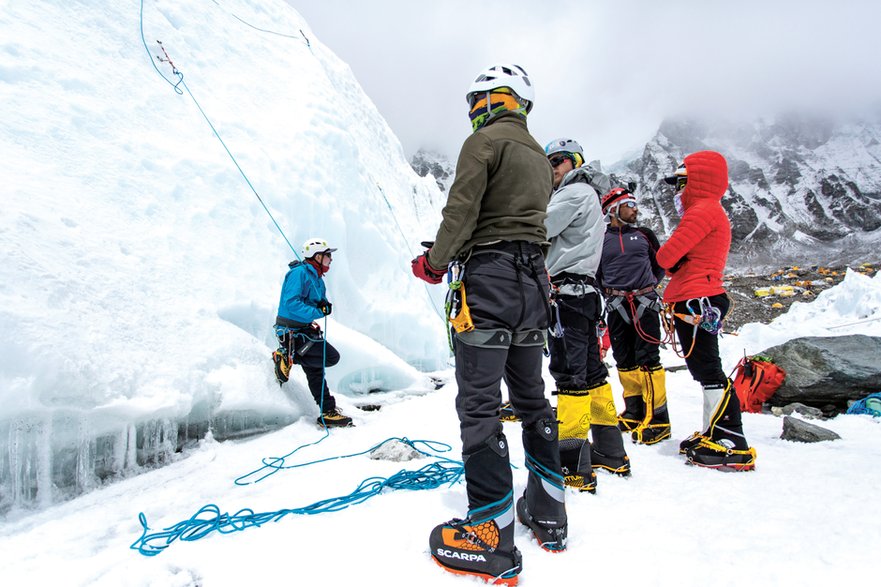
[
  {"xmin": 466, "ymin": 64, "xmax": 534, "ymax": 113},
  {"xmin": 545, "ymin": 138, "xmax": 585, "ymax": 168},
  {"xmin": 544, "ymin": 138, "xmax": 584, "ymax": 158},
  {"xmin": 301, "ymin": 237, "xmax": 337, "ymax": 259}
]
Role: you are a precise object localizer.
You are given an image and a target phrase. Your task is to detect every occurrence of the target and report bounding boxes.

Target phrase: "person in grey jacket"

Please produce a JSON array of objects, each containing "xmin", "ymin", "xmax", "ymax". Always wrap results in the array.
[{"xmin": 544, "ymin": 138, "xmax": 630, "ymax": 494}]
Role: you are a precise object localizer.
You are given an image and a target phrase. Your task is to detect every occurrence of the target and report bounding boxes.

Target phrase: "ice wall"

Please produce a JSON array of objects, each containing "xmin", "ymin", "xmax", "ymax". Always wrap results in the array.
[{"xmin": 0, "ymin": 0, "xmax": 450, "ymax": 514}]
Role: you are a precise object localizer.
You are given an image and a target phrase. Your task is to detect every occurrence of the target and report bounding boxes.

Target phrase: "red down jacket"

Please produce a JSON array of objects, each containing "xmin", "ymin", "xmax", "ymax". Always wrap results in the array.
[{"xmin": 656, "ymin": 150, "xmax": 731, "ymax": 303}]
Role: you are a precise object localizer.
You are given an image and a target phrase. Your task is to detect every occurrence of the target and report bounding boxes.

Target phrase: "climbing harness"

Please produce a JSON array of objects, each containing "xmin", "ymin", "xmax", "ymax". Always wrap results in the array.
[
  {"xmin": 549, "ymin": 273, "xmax": 603, "ymax": 336},
  {"xmin": 274, "ymin": 324, "xmax": 324, "ymax": 365},
  {"xmin": 661, "ymin": 296, "xmax": 726, "ymax": 358},
  {"xmin": 552, "ymin": 273, "xmax": 602, "ymax": 298},
  {"xmin": 604, "ymin": 285, "xmax": 664, "ymax": 344}
]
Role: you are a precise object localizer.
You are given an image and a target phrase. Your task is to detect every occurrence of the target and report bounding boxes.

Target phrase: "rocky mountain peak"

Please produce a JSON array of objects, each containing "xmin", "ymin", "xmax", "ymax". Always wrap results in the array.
[
  {"xmin": 619, "ymin": 113, "xmax": 881, "ymax": 271},
  {"xmin": 410, "ymin": 148, "xmax": 455, "ymax": 194}
]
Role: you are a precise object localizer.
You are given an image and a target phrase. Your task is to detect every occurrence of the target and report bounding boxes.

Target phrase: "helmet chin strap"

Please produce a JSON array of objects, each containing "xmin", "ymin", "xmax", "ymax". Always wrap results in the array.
[
  {"xmin": 482, "ymin": 91, "xmax": 496, "ymax": 123},
  {"xmin": 613, "ymin": 206, "xmax": 637, "ymax": 226}
]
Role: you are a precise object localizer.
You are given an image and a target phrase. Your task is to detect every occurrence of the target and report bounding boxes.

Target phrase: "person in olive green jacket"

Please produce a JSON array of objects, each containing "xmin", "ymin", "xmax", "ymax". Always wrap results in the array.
[{"xmin": 413, "ymin": 64, "xmax": 568, "ymax": 584}]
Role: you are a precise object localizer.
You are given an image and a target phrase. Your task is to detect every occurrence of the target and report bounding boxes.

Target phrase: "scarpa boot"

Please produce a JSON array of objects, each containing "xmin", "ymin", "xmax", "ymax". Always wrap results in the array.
[
  {"xmin": 430, "ymin": 433, "xmax": 521, "ymax": 584},
  {"xmin": 430, "ymin": 496, "xmax": 522, "ymax": 585}
]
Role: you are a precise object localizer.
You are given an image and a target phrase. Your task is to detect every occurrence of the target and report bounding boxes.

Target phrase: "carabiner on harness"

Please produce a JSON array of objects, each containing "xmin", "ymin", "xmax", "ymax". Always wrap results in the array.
[{"xmin": 445, "ymin": 261, "xmax": 474, "ymax": 334}]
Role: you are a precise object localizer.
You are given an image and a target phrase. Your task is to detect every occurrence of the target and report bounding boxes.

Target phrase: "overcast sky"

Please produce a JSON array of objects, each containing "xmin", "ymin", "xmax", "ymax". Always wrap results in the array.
[{"xmin": 292, "ymin": 0, "xmax": 881, "ymax": 166}]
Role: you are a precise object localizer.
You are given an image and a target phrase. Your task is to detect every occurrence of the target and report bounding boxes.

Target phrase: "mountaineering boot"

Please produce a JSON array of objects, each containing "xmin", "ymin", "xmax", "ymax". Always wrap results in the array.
[
  {"xmin": 679, "ymin": 431, "xmax": 704, "ymax": 455},
  {"xmin": 519, "ymin": 418, "xmax": 568, "ymax": 551},
  {"xmin": 272, "ymin": 350, "xmax": 290, "ymax": 385},
  {"xmin": 685, "ymin": 380, "xmax": 756, "ymax": 471},
  {"xmin": 590, "ymin": 438, "xmax": 631, "ymax": 477},
  {"xmin": 555, "ymin": 388, "xmax": 597, "ymax": 492},
  {"xmin": 317, "ymin": 407, "xmax": 353, "ymax": 428},
  {"xmin": 500, "ymin": 402, "xmax": 556, "ymax": 423},
  {"xmin": 679, "ymin": 379, "xmax": 726, "ymax": 453},
  {"xmin": 589, "ymin": 382, "xmax": 631, "ymax": 476},
  {"xmin": 517, "ymin": 497, "xmax": 567, "ymax": 552},
  {"xmin": 633, "ymin": 406, "xmax": 671, "ymax": 445},
  {"xmin": 616, "ymin": 367, "xmax": 644, "ymax": 432},
  {"xmin": 562, "ymin": 469, "xmax": 596, "ymax": 493},
  {"xmin": 632, "ymin": 366, "xmax": 672, "ymax": 445},
  {"xmin": 431, "ymin": 433, "xmax": 521, "ymax": 584},
  {"xmin": 499, "ymin": 401, "xmax": 520, "ymax": 423},
  {"xmin": 429, "ymin": 498, "xmax": 522, "ymax": 585}
]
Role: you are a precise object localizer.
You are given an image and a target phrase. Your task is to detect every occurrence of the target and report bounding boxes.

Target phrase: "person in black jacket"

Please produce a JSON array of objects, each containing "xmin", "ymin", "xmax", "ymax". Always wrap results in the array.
[{"xmin": 598, "ymin": 188, "xmax": 670, "ymax": 444}]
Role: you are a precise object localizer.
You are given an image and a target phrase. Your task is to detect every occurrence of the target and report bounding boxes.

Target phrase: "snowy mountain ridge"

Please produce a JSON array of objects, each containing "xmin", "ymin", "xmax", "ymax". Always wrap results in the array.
[{"xmin": 619, "ymin": 114, "xmax": 881, "ymax": 269}]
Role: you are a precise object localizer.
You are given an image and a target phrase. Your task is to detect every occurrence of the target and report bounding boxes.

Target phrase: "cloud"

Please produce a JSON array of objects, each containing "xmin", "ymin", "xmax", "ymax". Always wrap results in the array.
[{"xmin": 292, "ymin": 0, "xmax": 881, "ymax": 165}]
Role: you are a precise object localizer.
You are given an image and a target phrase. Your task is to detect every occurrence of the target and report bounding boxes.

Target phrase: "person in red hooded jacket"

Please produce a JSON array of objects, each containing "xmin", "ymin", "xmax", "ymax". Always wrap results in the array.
[{"xmin": 655, "ymin": 151, "xmax": 757, "ymax": 471}]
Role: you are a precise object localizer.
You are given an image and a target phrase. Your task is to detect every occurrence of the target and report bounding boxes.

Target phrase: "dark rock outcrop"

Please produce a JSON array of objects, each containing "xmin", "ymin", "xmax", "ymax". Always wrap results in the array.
[
  {"xmin": 761, "ymin": 335, "xmax": 881, "ymax": 412},
  {"xmin": 780, "ymin": 416, "xmax": 841, "ymax": 443}
]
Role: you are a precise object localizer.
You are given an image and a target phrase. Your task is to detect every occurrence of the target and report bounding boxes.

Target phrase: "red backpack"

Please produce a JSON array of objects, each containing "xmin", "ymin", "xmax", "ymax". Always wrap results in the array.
[{"xmin": 732, "ymin": 354, "xmax": 786, "ymax": 413}]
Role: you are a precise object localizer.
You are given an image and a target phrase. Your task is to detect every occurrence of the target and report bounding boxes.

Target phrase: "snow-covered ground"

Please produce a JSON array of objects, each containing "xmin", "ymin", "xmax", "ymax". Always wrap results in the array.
[{"xmin": 2, "ymin": 272, "xmax": 880, "ymax": 585}]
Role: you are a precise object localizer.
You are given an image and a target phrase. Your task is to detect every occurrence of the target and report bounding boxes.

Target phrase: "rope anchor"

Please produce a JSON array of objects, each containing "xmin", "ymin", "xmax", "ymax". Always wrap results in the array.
[{"xmin": 154, "ymin": 40, "xmax": 178, "ymax": 74}]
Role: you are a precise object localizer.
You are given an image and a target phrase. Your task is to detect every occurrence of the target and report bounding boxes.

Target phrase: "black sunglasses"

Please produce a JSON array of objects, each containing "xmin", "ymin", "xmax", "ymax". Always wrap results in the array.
[{"xmin": 549, "ymin": 155, "xmax": 570, "ymax": 168}]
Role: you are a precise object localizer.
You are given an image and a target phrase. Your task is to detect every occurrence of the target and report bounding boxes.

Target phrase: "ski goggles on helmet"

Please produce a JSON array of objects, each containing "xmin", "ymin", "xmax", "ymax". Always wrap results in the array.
[
  {"xmin": 663, "ymin": 163, "xmax": 688, "ymax": 191},
  {"xmin": 467, "ymin": 86, "xmax": 513, "ymax": 109},
  {"xmin": 549, "ymin": 154, "xmax": 573, "ymax": 168}
]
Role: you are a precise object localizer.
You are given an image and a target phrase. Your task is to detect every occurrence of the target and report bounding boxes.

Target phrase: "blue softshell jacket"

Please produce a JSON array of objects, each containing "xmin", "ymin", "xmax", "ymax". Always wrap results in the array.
[{"xmin": 276, "ymin": 261, "xmax": 326, "ymax": 324}]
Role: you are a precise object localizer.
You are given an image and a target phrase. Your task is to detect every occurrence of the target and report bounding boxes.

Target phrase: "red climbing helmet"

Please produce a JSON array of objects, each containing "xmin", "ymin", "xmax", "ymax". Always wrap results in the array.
[{"xmin": 601, "ymin": 187, "xmax": 636, "ymax": 215}]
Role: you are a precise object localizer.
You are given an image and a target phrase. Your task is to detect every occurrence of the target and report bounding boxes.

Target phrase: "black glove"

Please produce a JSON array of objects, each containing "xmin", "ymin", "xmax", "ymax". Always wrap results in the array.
[{"xmin": 318, "ymin": 300, "xmax": 333, "ymax": 316}]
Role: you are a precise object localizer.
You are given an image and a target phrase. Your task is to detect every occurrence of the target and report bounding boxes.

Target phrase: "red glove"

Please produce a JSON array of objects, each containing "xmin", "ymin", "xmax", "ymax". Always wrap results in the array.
[{"xmin": 411, "ymin": 252, "xmax": 445, "ymax": 284}]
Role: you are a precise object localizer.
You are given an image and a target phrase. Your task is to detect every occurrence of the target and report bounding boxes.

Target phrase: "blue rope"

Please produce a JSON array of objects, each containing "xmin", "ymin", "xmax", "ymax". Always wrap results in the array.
[
  {"xmin": 131, "ymin": 439, "xmax": 463, "ymax": 557},
  {"xmin": 847, "ymin": 392, "xmax": 881, "ymax": 416},
  {"xmin": 139, "ymin": 0, "xmax": 300, "ymax": 260},
  {"xmin": 370, "ymin": 176, "xmax": 447, "ymax": 323},
  {"xmin": 208, "ymin": 0, "xmax": 310, "ymax": 45},
  {"xmin": 234, "ymin": 434, "xmax": 458, "ymax": 485}
]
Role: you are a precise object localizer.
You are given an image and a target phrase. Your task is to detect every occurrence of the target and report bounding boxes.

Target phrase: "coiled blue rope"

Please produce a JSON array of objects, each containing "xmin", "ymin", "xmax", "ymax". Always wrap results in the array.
[
  {"xmin": 131, "ymin": 438, "xmax": 463, "ymax": 557},
  {"xmin": 847, "ymin": 392, "xmax": 881, "ymax": 416}
]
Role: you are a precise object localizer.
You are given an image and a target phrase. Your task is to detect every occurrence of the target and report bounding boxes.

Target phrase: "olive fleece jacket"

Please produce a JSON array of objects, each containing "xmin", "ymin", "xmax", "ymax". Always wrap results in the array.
[{"xmin": 428, "ymin": 112, "xmax": 553, "ymax": 267}]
